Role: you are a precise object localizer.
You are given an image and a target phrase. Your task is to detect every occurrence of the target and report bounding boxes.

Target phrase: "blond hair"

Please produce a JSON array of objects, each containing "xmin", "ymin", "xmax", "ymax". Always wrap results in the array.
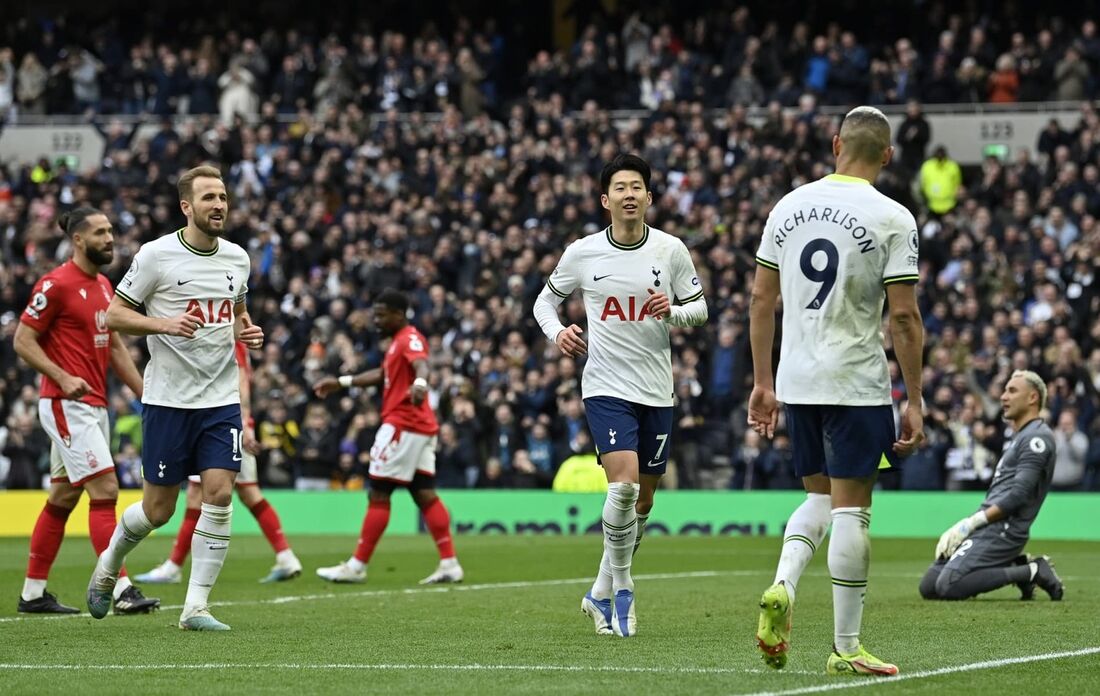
[
  {"xmin": 839, "ymin": 106, "xmax": 892, "ymax": 164},
  {"xmin": 177, "ymin": 165, "xmax": 223, "ymax": 202},
  {"xmin": 1011, "ymin": 369, "xmax": 1047, "ymax": 411}
]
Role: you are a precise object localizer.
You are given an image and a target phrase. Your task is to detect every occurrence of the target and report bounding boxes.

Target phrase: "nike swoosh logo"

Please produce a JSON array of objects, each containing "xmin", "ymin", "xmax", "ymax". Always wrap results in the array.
[
  {"xmin": 177, "ymin": 279, "xmax": 194, "ymax": 286},
  {"xmin": 593, "ymin": 274, "xmax": 611, "ymax": 281},
  {"xmin": 647, "ymin": 460, "xmax": 665, "ymax": 468}
]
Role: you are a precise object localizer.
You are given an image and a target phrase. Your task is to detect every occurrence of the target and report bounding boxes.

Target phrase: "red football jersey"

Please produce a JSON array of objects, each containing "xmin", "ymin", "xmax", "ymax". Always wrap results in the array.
[
  {"xmin": 233, "ymin": 340, "xmax": 252, "ymax": 380},
  {"xmin": 20, "ymin": 261, "xmax": 114, "ymax": 407},
  {"xmin": 381, "ymin": 325, "xmax": 438, "ymax": 435}
]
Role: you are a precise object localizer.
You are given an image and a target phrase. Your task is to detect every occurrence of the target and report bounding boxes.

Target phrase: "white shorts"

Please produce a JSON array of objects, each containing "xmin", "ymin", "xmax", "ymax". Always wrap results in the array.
[
  {"xmin": 369, "ymin": 423, "xmax": 437, "ymax": 484},
  {"xmin": 188, "ymin": 450, "xmax": 257, "ymax": 486},
  {"xmin": 40, "ymin": 399, "xmax": 115, "ymax": 487}
]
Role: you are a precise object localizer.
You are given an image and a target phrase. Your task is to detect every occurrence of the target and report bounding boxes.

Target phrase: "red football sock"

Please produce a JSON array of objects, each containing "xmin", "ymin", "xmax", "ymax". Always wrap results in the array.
[
  {"xmin": 88, "ymin": 498, "xmax": 129, "ymax": 578},
  {"xmin": 249, "ymin": 499, "xmax": 290, "ymax": 553},
  {"xmin": 26, "ymin": 503, "xmax": 72, "ymax": 580},
  {"xmin": 170, "ymin": 508, "xmax": 202, "ymax": 566},
  {"xmin": 421, "ymin": 498, "xmax": 456, "ymax": 560},
  {"xmin": 353, "ymin": 500, "xmax": 391, "ymax": 564}
]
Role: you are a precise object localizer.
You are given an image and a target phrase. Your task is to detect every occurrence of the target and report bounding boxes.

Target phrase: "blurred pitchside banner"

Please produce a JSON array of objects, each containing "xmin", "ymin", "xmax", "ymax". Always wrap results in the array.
[{"xmin": 0, "ymin": 491, "xmax": 1094, "ymax": 540}]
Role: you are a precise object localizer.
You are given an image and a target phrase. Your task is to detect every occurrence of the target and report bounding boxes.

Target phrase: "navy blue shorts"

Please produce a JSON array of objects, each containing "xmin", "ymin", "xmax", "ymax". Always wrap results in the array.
[
  {"xmin": 785, "ymin": 404, "xmax": 897, "ymax": 480},
  {"xmin": 141, "ymin": 403, "xmax": 243, "ymax": 486},
  {"xmin": 584, "ymin": 396, "xmax": 674, "ymax": 475}
]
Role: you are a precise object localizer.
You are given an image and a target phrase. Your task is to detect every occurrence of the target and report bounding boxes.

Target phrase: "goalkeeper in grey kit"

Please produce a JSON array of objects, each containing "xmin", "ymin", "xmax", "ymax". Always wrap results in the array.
[{"xmin": 919, "ymin": 370, "xmax": 1064, "ymax": 601}]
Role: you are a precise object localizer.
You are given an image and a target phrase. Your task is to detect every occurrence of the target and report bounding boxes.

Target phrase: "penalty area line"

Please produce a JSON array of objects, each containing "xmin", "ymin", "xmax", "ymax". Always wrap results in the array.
[{"xmin": 738, "ymin": 646, "xmax": 1100, "ymax": 696}]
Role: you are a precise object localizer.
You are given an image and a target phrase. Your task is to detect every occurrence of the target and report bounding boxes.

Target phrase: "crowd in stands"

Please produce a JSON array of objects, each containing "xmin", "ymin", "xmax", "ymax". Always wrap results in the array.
[
  {"xmin": 3, "ymin": 2, "xmax": 1100, "ymax": 122},
  {"xmin": 1, "ymin": 3, "xmax": 1099, "ymax": 492}
]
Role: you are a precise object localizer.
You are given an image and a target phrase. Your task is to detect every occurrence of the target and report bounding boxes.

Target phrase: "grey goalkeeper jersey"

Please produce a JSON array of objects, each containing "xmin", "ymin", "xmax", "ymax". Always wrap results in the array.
[{"xmin": 981, "ymin": 418, "xmax": 1057, "ymax": 541}]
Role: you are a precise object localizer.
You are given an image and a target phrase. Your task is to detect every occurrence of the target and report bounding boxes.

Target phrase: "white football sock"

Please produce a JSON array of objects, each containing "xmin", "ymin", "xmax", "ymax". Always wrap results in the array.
[
  {"xmin": 439, "ymin": 557, "xmax": 461, "ymax": 570},
  {"xmin": 183, "ymin": 503, "xmax": 232, "ymax": 613},
  {"xmin": 829, "ymin": 507, "xmax": 872, "ymax": 655},
  {"xmin": 602, "ymin": 482, "xmax": 640, "ymax": 593},
  {"xmin": 590, "ymin": 550, "xmax": 613, "ymax": 600},
  {"xmin": 21, "ymin": 578, "xmax": 47, "ymax": 602},
  {"xmin": 633, "ymin": 514, "xmax": 650, "ymax": 556},
  {"xmin": 100, "ymin": 502, "xmax": 156, "ymax": 579},
  {"xmin": 346, "ymin": 557, "xmax": 366, "ymax": 573},
  {"xmin": 275, "ymin": 549, "xmax": 298, "ymax": 567},
  {"xmin": 774, "ymin": 492, "xmax": 832, "ymax": 603},
  {"xmin": 113, "ymin": 575, "xmax": 133, "ymax": 599}
]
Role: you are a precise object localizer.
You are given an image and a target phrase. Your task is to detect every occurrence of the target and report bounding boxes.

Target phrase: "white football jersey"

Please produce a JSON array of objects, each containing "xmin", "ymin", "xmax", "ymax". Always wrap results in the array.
[
  {"xmin": 756, "ymin": 174, "xmax": 919, "ymax": 406},
  {"xmin": 117, "ymin": 229, "xmax": 250, "ymax": 409},
  {"xmin": 544, "ymin": 225, "xmax": 703, "ymax": 407}
]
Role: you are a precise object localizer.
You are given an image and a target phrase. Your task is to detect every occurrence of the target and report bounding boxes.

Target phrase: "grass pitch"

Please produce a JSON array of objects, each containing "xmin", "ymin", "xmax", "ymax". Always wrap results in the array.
[{"xmin": 1, "ymin": 533, "xmax": 1096, "ymax": 695}]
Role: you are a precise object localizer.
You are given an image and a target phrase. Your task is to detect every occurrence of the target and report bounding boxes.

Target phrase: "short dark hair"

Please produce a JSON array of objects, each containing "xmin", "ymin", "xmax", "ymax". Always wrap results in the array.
[
  {"xmin": 375, "ymin": 289, "xmax": 409, "ymax": 313},
  {"xmin": 600, "ymin": 154, "xmax": 651, "ymax": 194},
  {"xmin": 177, "ymin": 164, "xmax": 224, "ymax": 202},
  {"xmin": 57, "ymin": 207, "xmax": 101, "ymax": 236},
  {"xmin": 838, "ymin": 106, "xmax": 892, "ymax": 164}
]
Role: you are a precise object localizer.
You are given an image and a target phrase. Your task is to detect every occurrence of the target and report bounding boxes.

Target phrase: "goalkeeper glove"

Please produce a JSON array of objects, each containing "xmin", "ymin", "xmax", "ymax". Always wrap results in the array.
[{"xmin": 935, "ymin": 510, "xmax": 989, "ymax": 560}]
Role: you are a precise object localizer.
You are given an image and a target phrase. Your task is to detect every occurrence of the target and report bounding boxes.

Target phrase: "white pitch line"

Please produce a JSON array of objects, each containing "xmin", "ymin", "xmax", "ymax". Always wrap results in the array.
[
  {"xmin": 2, "ymin": 567, "xmax": 1083, "ymax": 625},
  {"xmin": 739, "ymin": 646, "xmax": 1100, "ymax": 696},
  {"xmin": 0, "ymin": 569, "xmax": 758, "ymax": 623},
  {"xmin": 0, "ymin": 662, "xmax": 818, "ymax": 676}
]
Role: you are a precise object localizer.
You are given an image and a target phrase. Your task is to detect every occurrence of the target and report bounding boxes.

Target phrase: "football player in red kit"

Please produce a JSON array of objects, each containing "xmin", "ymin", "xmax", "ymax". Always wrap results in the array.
[
  {"xmin": 313, "ymin": 289, "xmax": 463, "ymax": 584},
  {"xmin": 14, "ymin": 207, "xmax": 159, "ymax": 615}
]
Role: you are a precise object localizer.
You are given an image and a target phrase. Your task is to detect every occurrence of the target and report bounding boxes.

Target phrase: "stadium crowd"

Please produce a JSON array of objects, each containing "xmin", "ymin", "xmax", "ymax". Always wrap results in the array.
[{"xmin": 1, "ymin": 3, "xmax": 1099, "ymax": 492}]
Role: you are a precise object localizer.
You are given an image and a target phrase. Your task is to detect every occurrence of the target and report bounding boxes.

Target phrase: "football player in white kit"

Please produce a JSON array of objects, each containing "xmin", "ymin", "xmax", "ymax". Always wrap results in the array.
[
  {"xmin": 88, "ymin": 165, "xmax": 265, "ymax": 631},
  {"xmin": 748, "ymin": 107, "xmax": 924, "ymax": 675},
  {"xmin": 534, "ymin": 154, "xmax": 707, "ymax": 637}
]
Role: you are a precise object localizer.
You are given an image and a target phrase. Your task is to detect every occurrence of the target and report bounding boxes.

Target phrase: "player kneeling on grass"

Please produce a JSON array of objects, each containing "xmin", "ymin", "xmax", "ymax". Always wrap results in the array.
[
  {"xmin": 919, "ymin": 370, "xmax": 1064, "ymax": 602},
  {"xmin": 312, "ymin": 290, "xmax": 463, "ymax": 586}
]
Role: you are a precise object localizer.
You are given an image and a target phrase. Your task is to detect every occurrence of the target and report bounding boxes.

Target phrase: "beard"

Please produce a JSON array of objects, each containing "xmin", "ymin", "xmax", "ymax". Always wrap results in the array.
[
  {"xmin": 195, "ymin": 214, "xmax": 226, "ymax": 237},
  {"xmin": 86, "ymin": 246, "xmax": 114, "ymax": 266}
]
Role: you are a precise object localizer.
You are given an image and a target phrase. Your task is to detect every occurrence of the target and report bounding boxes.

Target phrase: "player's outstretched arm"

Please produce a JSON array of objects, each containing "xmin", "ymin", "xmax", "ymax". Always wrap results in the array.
[
  {"xmin": 106, "ymin": 295, "xmax": 205, "ymax": 337},
  {"xmin": 313, "ymin": 368, "xmax": 383, "ymax": 397},
  {"xmin": 887, "ymin": 283, "xmax": 925, "ymax": 456},
  {"xmin": 13, "ymin": 322, "xmax": 91, "ymax": 399},
  {"xmin": 109, "ymin": 332, "xmax": 144, "ymax": 398},
  {"xmin": 747, "ymin": 266, "xmax": 780, "ymax": 438}
]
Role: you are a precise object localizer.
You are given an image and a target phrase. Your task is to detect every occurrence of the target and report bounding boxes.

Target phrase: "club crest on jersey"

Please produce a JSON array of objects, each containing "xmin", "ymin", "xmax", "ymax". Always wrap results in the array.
[
  {"xmin": 94, "ymin": 310, "xmax": 110, "ymax": 347},
  {"xmin": 601, "ymin": 296, "xmax": 655, "ymax": 322},
  {"xmin": 226, "ymin": 272, "xmax": 234, "ymax": 292},
  {"xmin": 185, "ymin": 298, "xmax": 234, "ymax": 324},
  {"xmin": 651, "ymin": 267, "xmax": 662, "ymax": 286}
]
